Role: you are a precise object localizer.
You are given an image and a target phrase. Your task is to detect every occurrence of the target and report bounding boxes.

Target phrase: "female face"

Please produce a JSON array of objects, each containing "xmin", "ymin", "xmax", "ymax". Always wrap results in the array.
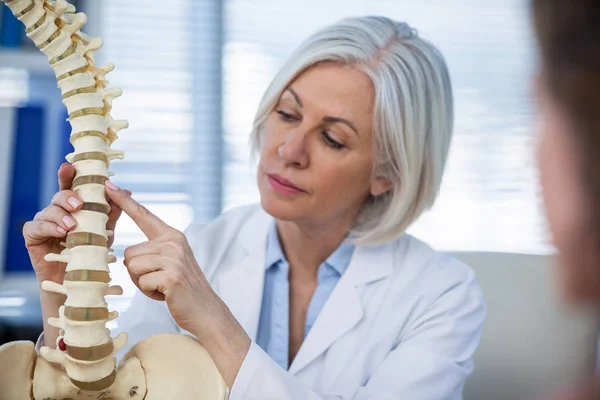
[
  {"xmin": 257, "ymin": 63, "xmax": 391, "ymax": 228},
  {"xmin": 535, "ymin": 76, "xmax": 600, "ymax": 303}
]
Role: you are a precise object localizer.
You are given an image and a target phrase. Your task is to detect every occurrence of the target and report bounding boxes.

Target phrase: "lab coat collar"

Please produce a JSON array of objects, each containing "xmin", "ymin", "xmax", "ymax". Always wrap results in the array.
[
  {"xmin": 289, "ymin": 241, "xmax": 393, "ymax": 374},
  {"xmin": 216, "ymin": 207, "xmax": 394, "ymax": 374}
]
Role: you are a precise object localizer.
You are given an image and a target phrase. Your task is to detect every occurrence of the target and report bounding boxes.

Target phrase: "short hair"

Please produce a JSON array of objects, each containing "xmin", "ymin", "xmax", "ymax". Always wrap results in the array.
[{"xmin": 250, "ymin": 16, "xmax": 454, "ymax": 244}]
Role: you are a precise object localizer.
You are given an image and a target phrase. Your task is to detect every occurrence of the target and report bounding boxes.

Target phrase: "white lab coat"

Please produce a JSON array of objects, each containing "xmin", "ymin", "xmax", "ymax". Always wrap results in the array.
[{"xmin": 111, "ymin": 204, "xmax": 486, "ymax": 399}]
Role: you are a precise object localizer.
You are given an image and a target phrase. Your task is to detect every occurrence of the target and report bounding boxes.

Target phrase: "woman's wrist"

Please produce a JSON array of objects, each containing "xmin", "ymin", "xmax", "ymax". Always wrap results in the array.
[
  {"xmin": 189, "ymin": 298, "xmax": 239, "ymax": 341},
  {"xmin": 189, "ymin": 300, "xmax": 251, "ymax": 388}
]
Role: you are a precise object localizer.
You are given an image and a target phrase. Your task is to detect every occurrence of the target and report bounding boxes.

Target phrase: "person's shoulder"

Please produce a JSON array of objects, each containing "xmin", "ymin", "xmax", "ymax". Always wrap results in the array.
[{"xmin": 387, "ymin": 233, "xmax": 483, "ymax": 301}]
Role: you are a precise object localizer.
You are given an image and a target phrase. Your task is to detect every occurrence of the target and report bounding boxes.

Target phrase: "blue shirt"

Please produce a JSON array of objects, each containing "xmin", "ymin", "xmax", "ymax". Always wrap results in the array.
[{"xmin": 255, "ymin": 222, "xmax": 355, "ymax": 370}]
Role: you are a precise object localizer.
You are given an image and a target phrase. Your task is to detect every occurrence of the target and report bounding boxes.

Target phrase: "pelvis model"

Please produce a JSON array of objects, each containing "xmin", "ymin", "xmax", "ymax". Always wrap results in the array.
[{"xmin": 0, "ymin": 1, "xmax": 226, "ymax": 398}]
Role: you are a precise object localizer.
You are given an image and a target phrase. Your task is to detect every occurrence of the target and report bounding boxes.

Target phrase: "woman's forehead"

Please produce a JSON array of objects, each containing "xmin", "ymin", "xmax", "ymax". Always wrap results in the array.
[{"xmin": 283, "ymin": 65, "xmax": 374, "ymax": 119}]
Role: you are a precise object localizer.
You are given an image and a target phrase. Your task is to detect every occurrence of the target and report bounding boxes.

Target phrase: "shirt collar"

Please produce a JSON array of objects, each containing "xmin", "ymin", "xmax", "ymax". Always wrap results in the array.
[
  {"xmin": 265, "ymin": 221, "xmax": 355, "ymax": 276},
  {"xmin": 265, "ymin": 220, "xmax": 286, "ymax": 269}
]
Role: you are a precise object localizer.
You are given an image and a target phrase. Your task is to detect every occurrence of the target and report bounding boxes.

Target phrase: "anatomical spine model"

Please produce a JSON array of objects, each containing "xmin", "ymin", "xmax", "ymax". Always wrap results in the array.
[{"xmin": 0, "ymin": 1, "xmax": 226, "ymax": 399}]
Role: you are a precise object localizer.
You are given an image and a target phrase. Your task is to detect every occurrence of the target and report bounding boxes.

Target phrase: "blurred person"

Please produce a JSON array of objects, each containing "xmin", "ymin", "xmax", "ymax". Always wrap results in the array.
[
  {"xmin": 532, "ymin": 0, "xmax": 600, "ymax": 399},
  {"xmin": 23, "ymin": 16, "xmax": 485, "ymax": 399}
]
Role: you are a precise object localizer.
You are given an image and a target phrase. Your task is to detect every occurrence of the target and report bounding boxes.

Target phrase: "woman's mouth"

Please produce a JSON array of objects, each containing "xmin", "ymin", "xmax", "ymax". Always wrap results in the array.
[{"xmin": 267, "ymin": 174, "xmax": 305, "ymax": 194}]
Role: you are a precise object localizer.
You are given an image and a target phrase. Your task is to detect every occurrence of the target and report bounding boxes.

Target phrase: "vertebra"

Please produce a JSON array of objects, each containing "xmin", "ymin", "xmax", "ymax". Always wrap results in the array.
[
  {"xmin": 0, "ymin": 1, "xmax": 227, "ymax": 398},
  {"xmin": 2, "ymin": 0, "xmax": 127, "ymax": 390}
]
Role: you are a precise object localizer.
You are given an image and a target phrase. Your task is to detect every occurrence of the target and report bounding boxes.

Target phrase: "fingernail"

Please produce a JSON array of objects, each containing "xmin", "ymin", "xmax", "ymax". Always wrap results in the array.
[
  {"xmin": 56, "ymin": 226, "xmax": 67, "ymax": 235},
  {"xmin": 68, "ymin": 197, "xmax": 82, "ymax": 208},
  {"xmin": 63, "ymin": 216, "xmax": 76, "ymax": 228},
  {"xmin": 105, "ymin": 180, "xmax": 119, "ymax": 191}
]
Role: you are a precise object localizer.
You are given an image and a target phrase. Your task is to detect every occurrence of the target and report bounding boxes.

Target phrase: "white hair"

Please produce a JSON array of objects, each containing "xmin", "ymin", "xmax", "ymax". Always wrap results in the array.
[{"xmin": 250, "ymin": 16, "xmax": 454, "ymax": 244}]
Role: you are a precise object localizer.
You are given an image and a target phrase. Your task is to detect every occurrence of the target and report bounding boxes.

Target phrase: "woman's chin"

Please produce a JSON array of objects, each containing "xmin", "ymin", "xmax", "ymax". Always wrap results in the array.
[{"xmin": 260, "ymin": 194, "xmax": 304, "ymax": 221}]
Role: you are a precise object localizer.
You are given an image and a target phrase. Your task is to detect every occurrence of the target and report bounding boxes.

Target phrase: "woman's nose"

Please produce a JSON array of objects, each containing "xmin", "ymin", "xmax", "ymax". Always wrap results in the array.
[{"xmin": 278, "ymin": 129, "xmax": 308, "ymax": 168}]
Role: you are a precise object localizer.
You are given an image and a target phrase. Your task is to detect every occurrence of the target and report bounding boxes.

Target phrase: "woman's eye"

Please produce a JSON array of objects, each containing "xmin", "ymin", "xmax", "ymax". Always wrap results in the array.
[
  {"xmin": 276, "ymin": 110, "xmax": 295, "ymax": 121},
  {"xmin": 321, "ymin": 131, "xmax": 344, "ymax": 150}
]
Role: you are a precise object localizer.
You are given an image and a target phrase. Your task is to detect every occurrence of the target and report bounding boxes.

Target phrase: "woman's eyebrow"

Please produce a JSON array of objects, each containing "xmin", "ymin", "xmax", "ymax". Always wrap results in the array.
[
  {"xmin": 285, "ymin": 87, "xmax": 359, "ymax": 136},
  {"xmin": 285, "ymin": 87, "xmax": 303, "ymax": 108},
  {"xmin": 323, "ymin": 117, "xmax": 359, "ymax": 136}
]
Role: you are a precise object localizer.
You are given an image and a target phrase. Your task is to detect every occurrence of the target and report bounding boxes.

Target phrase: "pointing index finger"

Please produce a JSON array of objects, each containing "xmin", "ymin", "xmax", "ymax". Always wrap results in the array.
[{"xmin": 104, "ymin": 181, "xmax": 172, "ymax": 240}]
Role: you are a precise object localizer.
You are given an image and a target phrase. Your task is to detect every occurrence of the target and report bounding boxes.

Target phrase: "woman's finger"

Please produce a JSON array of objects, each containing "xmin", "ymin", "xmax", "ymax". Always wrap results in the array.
[
  {"xmin": 106, "ymin": 202, "xmax": 122, "ymax": 247},
  {"xmin": 23, "ymin": 220, "xmax": 68, "ymax": 244},
  {"xmin": 123, "ymin": 241, "xmax": 161, "ymax": 265},
  {"xmin": 125, "ymin": 253, "xmax": 162, "ymax": 283},
  {"xmin": 105, "ymin": 182, "xmax": 174, "ymax": 240},
  {"xmin": 105, "ymin": 190, "xmax": 130, "ymax": 234},
  {"xmin": 51, "ymin": 190, "xmax": 83, "ymax": 213},
  {"xmin": 34, "ymin": 205, "xmax": 77, "ymax": 232},
  {"xmin": 138, "ymin": 271, "xmax": 167, "ymax": 301},
  {"xmin": 57, "ymin": 163, "xmax": 76, "ymax": 191}
]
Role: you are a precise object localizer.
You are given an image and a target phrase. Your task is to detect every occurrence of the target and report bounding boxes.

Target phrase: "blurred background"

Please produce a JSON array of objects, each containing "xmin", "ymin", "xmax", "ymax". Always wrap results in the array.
[{"xmin": 0, "ymin": 0, "xmax": 543, "ymax": 343}]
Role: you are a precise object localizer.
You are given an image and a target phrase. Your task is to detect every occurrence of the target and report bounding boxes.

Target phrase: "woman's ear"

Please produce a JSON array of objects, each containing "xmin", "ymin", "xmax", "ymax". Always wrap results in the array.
[{"xmin": 370, "ymin": 176, "xmax": 392, "ymax": 197}]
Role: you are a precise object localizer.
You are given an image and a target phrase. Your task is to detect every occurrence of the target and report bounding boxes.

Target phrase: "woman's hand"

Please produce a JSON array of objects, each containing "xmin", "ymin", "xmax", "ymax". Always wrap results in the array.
[
  {"xmin": 105, "ymin": 181, "xmax": 251, "ymax": 387},
  {"xmin": 104, "ymin": 180, "xmax": 221, "ymax": 333},
  {"xmin": 22, "ymin": 164, "xmax": 125, "ymax": 284}
]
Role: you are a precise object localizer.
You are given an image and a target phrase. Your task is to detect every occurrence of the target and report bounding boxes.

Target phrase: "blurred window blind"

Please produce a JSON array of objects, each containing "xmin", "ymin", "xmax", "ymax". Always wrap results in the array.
[
  {"xmin": 0, "ymin": 69, "xmax": 28, "ymax": 106},
  {"xmin": 99, "ymin": 0, "xmax": 222, "ymax": 300},
  {"xmin": 222, "ymin": 0, "xmax": 550, "ymax": 253}
]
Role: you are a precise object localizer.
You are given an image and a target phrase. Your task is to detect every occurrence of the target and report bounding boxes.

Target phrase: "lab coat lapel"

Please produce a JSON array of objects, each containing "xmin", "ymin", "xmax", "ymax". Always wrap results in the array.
[
  {"xmin": 216, "ymin": 209, "xmax": 272, "ymax": 341},
  {"xmin": 288, "ymin": 243, "xmax": 393, "ymax": 375}
]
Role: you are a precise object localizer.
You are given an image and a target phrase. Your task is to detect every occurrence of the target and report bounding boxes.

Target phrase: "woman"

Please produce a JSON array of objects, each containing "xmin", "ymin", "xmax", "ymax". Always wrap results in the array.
[
  {"xmin": 25, "ymin": 16, "xmax": 485, "ymax": 399},
  {"xmin": 531, "ymin": 1, "xmax": 600, "ymax": 399}
]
